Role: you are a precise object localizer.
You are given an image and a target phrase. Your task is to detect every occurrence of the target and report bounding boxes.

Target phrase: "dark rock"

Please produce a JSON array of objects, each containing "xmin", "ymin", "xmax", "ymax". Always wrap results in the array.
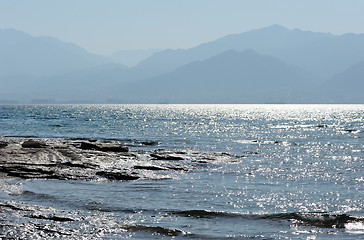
[
  {"xmin": 0, "ymin": 141, "xmax": 8, "ymax": 148},
  {"xmin": 315, "ymin": 124, "xmax": 328, "ymax": 128},
  {"xmin": 79, "ymin": 142, "xmax": 99, "ymax": 150},
  {"xmin": 165, "ymin": 155, "xmax": 185, "ymax": 160},
  {"xmin": 134, "ymin": 165, "xmax": 167, "ymax": 171},
  {"xmin": 60, "ymin": 160, "xmax": 94, "ymax": 169},
  {"xmin": 1, "ymin": 137, "xmax": 231, "ymax": 182},
  {"xmin": 344, "ymin": 129, "xmax": 357, "ymax": 133},
  {"xmin": 27, "ymin": 214, "xmax": 75, "ymax": 222},
  {"xmin": 174, "ymin": 151, "xmax": 187, "ymax": 154},
  {"xmin": 80, "ymin": 142, "xmax": 128, "ymax": 152},
  {"xmin": 139, "ymin": 141, "xmax": 159, "ymax": 146},
  {"xmin": 167, "ymin": 166, "xmax": 188, "ymax": 171},
  {"xmin": 150, "ymin": 153, "xmax": 185, "ymax": 160},
  {"xmin": 22, "ymin": 140, "xmax": 46, "ymax": 148},
  {"xmin": 0, "ymin": 165, "xmax": 56, "ymax": 179},
  {"xmin": 0, "ymin": 203, "xmax": 26, "ymax": 211},
  {"xmin": 96, "ymin": 171, "xmax": 139, "ymax": 181},
  {"xmin": 57, "ymin": 149, "xmax": 81, "ymax": 161},
  {"xmin": 99, "ymin": 145, "xmax": 129, "ymax": 152}
]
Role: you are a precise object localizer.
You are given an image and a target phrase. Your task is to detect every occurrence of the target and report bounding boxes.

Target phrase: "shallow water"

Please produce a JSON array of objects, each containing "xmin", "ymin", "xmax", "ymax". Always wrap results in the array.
[{"xmin": 0, "ymin": 104, "xmax": 363, "ymax": 239}]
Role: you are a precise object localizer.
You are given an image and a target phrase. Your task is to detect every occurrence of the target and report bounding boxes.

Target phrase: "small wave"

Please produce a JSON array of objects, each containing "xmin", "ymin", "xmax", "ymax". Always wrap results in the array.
[
  {"xmin": 123, "ymin": 224, "xmax": 185, "ymax": 237},
  {"xmin": 20, "ymin": 190, "xmax": 54, "ymax": 200},
  {"xmin": 0, "ymin": 179, "xmax": 23, "ymax": 196},
  {"xmin": 171, "ymin": 210, "xmax": 364, "ymax": 229},
  {"xmin": 345, "ymin": 221, "xmax": 364, "ymax": 234},
  {"xmin": 171, "ymin": 209, "xmax": 238, "ymax": 218},
  {"xmin": 281, "ymin": 213, "xmax": 364, "ymax": 228}
]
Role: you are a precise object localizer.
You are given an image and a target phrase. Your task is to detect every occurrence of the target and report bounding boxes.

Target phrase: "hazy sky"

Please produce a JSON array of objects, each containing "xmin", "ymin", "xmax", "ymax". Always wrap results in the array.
[{"xmin": 1, "ymin": 0, "xmax": 364, "ymax": 55}]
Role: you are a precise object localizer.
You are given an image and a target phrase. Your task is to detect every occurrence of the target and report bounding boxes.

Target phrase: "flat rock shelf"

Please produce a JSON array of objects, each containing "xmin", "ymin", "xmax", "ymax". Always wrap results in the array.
[{"xmin": 0, "ymin": 137, "xmax": 243, "ymax": 181}]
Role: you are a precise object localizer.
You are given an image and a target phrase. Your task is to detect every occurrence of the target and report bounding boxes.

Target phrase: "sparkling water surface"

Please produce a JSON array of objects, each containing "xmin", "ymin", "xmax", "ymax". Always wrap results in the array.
[{"xmin": 0, "ymin": 104, "xmax": 363, "ymax": 239}]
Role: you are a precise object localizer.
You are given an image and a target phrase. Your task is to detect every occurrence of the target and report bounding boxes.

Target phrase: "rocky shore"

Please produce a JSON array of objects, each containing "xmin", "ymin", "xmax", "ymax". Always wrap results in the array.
[
  {"xmin": 0, "ymin": 137, "xmax": 243, "ymax": 181},
  {"xmin": 0, "ymin": 137, "xmax": 244, "ymax": 238}
]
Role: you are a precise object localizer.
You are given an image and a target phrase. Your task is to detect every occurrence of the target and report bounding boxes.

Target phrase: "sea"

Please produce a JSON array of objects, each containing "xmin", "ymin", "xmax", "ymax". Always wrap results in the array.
[{"xmin": 0, "ymin": 104, "xmax": 363, "ymax": 239}]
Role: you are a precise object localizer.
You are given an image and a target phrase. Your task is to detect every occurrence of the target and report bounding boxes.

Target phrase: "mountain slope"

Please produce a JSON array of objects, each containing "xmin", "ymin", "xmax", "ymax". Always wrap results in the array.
[
  {"xmin": 110, "ymin": 49, "xmax": 163, "ymax": 67},
  {"xmin": 278, "ymin": 33, "xmax": 364, "ymax": 80},
  {"xmin": 0, "ymin": 29, "xmax": 111, "ymax": 77},
  {"xmin": 117, "ymin": 50, "xmax": 312, "ymax": 103},
  {"xmin": 132, "ymin": 25, "xmax": 333, "ymax": 79},
  {"xmin": 321, "ymin": 61, "xmax": 364, "ymax": 103},
  {"xmin": 0, "ymin": 63, "xmax": 131, "ymax": 103}
]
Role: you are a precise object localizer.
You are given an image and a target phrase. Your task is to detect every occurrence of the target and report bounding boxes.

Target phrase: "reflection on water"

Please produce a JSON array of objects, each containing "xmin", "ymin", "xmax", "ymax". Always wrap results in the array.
[{"xmin": 0, "ymin": 104, "xmax": 363, "ymax": 239}]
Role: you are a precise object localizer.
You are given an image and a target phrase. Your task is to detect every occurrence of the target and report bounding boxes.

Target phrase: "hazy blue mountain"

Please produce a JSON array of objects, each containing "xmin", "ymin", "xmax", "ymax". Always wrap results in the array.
[
  {"xmin": 2, "ymin": 26, "xmax": 364, "ymax": 103},
  {"xmin": 0, "ymin": 74, "xmax": 43, "ymax": 103},
  {"xmin": 116, "ymin": 50, "xmax": 312, "ymax": 103},
  {"xmin": 0, "ymin": 28, "xmax": 32, "ymax": 45},
  {"xmin": 110, "ymin": 49, "xmax": 163, "ymax": 67},
  {"xmin": 132, "ymin": 25, "xmax": 333, "ymax": 79},
  {"xmin": 41, "ymin": 63, "xmax": 131, "ymax": 101},
  {"xmin": 320, "ymin": 61, "xmax": 364, "ymax": 103},
  {"xmin": 0, "ymin": 28, "xmax": 111, "ymax": 77},
  {"xmin": 0, "ymin": 63, "xmax": 132, "ymax": 103},
  {"xmin": 133, "ymin": 25, "xmax": 364, "ymax": 83},
  {"xmin": 278, "ymin": 33, "xmax": 364, "ymax": 80}
]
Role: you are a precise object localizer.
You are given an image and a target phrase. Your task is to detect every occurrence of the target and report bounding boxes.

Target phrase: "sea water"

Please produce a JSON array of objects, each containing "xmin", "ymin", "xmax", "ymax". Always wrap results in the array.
[{"xmin": 0, "ymin": 104, "xmax": 363, "ymax": 239}]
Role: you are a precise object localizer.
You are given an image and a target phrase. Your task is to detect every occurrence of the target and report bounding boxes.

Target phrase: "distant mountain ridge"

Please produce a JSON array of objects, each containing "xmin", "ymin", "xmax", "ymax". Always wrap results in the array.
[
  {"xmin": 321, "ymin": 61, "xmax": 364, "ymax": 103},
  {"xmin": 132, "ymin": 25, "xmax": 335, "ymax": 79},
  {"xmin": 116, "ymin": 50, "xmax": 313, "ymax": 103},
  {"xmin": 110, "ymin": 49, "xmax": 163, "ymax": 67},
  {"xmin": 0, "ymin": 25, "xmax": 363, "ymax": 103},
  {"xmin": 0, "ymin": 28, "xmax": 113, "ymax": 77}
]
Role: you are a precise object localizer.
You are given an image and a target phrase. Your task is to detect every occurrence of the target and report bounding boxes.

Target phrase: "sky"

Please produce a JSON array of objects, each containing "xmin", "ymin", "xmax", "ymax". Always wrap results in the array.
[{"xmin": 1, "ymin": 0, "xmax": 364, "ymax": 55}]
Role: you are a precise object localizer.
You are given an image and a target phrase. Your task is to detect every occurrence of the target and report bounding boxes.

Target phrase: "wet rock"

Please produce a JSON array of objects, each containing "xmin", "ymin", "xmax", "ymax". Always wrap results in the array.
[
  {"xmin": 0, "ymin": 141, "xmax": 8, "ymax": 148},
  {"xmin": 0, "ymin": 202, "xmax": 27, "ymax": 211},
  {"xmin": 344, "ymin": 129, "xmax": 358, "ymax": 133},
  {"xmin": 57, "ymin": 148, "xmax": 82, "ymax": 161},
  {"xmin": 79, "ymin": 142, "xmax": 100, "ymax": 150},
  {"xmin": 60, "ymin": 160, "xmax": 96, "ymax": 169},
  {"xmin": 100, "ymin": 145, "xmax": 129, "ymax": 152},
  {"xmin": 96, "ymin": 171, "xmax": 140, "ymax": 181},
  {"xmin": 139, "ymin": 141, "xmax": 159, "ymax": 146},
  {"xmin": 0, "ymin": 164, "xmax": 57, "ymax": 179},
  {"xmin": 80, "ymin": 142, "xmax": 128, "ymax": 152},
  {"xmin": 134, "ymin": 165, "xmax": 167, "ymax": 171},
  {"xmin": 315, "ymin": 124, "xmax": 328, "ymax": 128},
  {"xmin": 166, "ymin": 166, "xmax": 188, "ymax": 171},
  {"xmin": 0, "ymin": 137, "xmax": 242, "ymax": 182},
  {"xmin": 150, "ymin": 153, "xmax": 185, "ymax": 160},
  {"xmin": 27, "ymin": 214, "xmax": 75, "ymax": 222},
  {"xmin": 22, "ymin": 139, "xmax": 46, "ymax": 148}
]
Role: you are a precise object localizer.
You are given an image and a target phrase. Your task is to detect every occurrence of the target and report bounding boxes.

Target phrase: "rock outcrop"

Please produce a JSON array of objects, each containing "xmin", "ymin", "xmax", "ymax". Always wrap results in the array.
[{"xmin": 0, "ymin": 137, "xmax": 243, "ymax": 181}]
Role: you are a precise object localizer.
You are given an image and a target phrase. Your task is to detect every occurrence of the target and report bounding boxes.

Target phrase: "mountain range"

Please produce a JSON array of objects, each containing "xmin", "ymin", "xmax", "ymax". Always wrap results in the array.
[{"xmin": 0, "ymin": 25, "xmax": 363, "ymax": 103}]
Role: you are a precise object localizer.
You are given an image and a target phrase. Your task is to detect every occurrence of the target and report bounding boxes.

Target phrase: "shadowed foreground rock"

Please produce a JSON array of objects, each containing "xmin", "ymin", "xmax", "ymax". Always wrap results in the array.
[{"xmin": 0, "ymin": 137, "xmax": 243, "ymax": 181}]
